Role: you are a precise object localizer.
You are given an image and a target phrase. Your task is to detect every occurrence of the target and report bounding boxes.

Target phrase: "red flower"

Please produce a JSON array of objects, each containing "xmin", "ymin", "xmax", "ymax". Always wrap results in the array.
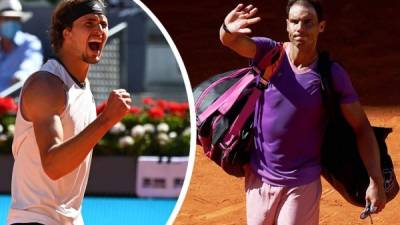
[
  {"xmin": 143, "ymin": 97, "xmax": 155, "ymax": 106},
  {"xmin": 156, "ymin": 99, "xmax": 169, "ymax": 110},
  {"xmin": 0, "ymin": 97, "xmax": 17, "ymax": 114},
  {"xmin": 129, "ymin": 106, "xmax": 141, "ymax": 114},
  {"xmin": 168, "ymin": 101, "xmax": 181, "ymax": 112},
  {"xmin": 180, "ymin": 102, "xmax": 189, "ymax": 111},
  {"xmin": 148, "ymin": 107, "xmax": 164, "ymax": 119},
  {"xmin": 168, "ymin": 101, "xmax": 189, "ymax": 117}
]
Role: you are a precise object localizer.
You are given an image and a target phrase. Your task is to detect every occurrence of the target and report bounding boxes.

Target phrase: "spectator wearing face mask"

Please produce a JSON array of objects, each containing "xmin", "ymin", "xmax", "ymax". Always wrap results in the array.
[{"xmin": 0, "ymin": 0, "xmax": 42, "ymax": 93}]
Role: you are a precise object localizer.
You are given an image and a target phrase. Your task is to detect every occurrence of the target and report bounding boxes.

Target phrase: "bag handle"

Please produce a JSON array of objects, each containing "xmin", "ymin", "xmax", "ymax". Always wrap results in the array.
[
  {"xmin": 198, "ymin": 42, "xmax": 286, "ymax": 129},
  {"xmin": 221, "ymin": 43, "xmax": 286, "ymax": 148},
  {"xmin": 256, "ymin": 42, "xmax": 284, "ymax": 70},
  {"xmin": 197, "ymin": 71, "xmax": 255, "ymax": 124},
  {"xmin": 256, "ymin": 43, "xmax": 285, "ymax": 89},
  {"xmin": 219, "ymin": 43, "xmax": 285, "ymax": 115}
]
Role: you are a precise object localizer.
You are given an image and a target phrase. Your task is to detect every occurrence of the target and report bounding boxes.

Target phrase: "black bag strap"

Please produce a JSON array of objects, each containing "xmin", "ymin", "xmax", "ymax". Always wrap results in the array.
[{"xmin": 317, "ymin": 51, "xmax": 340, "ymax": 120}]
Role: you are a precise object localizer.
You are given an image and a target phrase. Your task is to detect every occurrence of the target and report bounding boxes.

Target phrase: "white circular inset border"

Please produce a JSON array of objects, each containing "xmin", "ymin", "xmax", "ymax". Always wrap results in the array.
[{"xmin": 132, "ymin": 1, "xmax": 196, "ymax": 225}]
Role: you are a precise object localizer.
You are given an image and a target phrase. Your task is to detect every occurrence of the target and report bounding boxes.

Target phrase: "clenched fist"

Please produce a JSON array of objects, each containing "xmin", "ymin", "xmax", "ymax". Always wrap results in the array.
[{"xmin": 100, "ymin": 89, "xmax": 132, "ymax": 126}]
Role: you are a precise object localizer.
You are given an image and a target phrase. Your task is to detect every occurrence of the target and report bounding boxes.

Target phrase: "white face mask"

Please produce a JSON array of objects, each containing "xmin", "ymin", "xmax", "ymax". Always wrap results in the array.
[{"xmin": 0, "ymin": 20, "xmax": 21, "ymax": 40}]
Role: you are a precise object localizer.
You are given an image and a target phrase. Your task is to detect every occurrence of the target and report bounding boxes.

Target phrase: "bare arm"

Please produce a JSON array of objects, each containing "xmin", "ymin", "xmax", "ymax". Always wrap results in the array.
[
  {"xmin": 22, "ymin": 72, "xmax": 131, "ymax": 180},
  {"xmin": 220, "ymin": 4, "xmax": 260, "ymax": 58},
  {"xmin": 341, "ymin": 102, "xmax": 386, "ymax": 212}
]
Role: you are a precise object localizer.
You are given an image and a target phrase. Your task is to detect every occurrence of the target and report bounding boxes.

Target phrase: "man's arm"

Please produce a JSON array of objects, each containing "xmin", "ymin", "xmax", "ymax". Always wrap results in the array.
[
  {"xmin": 340, "ymin": 101, "xmax": 386, "ymax": 213},
  {"xmin": 220, "ymin": 4, "xmax": 260, "ymax": 58},
  {"xmin": 22, "ymin": 72, "xmax": 131, "ymax": 180}
]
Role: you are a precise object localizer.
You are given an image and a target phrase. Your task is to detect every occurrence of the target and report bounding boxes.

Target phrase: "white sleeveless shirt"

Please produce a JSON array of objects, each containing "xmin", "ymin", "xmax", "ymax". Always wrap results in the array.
[{"xmin": 7, "ymin": 59, "xmax": 97, "ymax": 225}]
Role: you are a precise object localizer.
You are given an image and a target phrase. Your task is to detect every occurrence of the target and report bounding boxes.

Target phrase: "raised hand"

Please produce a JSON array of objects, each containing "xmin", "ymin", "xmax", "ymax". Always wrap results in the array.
[{"xmin": 224, "ymin": 4, "xmax": 261, "ymax": 35}]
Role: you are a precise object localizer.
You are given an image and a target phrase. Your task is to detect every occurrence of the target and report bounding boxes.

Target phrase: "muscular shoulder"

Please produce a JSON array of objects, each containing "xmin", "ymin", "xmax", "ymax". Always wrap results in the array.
[{"xmin": 21, "ymin": 71, "xmax": 67, "ymax": 121}]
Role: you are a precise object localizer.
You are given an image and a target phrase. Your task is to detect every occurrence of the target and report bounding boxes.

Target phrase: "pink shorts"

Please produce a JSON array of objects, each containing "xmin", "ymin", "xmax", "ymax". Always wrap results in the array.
[{"xmin": 245, "ymin": 169, "xmax": 322, "ymax": 225}]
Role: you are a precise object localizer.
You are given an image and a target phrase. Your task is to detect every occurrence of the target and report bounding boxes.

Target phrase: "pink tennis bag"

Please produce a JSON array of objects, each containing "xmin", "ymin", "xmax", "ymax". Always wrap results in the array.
[{"xmin": 194, "ymin": 44, "xmax": 284, "ymax": 177}]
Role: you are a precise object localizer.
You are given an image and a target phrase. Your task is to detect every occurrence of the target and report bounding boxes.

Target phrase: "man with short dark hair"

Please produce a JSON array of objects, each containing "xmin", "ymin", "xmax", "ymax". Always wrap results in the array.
[
  {"xmin": 7, "ymin": 0, "xmax": 132, "ymax": 224},
  {"xmin": 220, "ymin": 1, "xmax": 386, "ymax": 224}
]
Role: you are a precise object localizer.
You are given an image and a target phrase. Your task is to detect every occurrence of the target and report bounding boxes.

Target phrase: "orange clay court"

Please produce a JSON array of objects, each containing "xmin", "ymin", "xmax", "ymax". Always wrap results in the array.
[{"xmin": 174, "ymin": 107, "xmax": 400, "ymax": 225}]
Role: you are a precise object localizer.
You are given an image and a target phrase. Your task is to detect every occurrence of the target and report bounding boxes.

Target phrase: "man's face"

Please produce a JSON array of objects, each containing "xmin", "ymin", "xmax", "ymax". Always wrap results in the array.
[
  {"xmin": 0, "ymin": 16, "xmax": 21, "ymax": 40},
  {"xmin": 286, "ymin": 3, "xmax": 325, "ymax": 50},
  {"xmin": 64, "ymin": 13, "xmax": 108, "ymax": 64}
]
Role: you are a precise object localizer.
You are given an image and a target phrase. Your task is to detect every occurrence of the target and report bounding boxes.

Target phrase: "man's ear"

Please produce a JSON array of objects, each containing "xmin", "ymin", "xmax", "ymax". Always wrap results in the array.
[
  {"xmin": 319, "ymin": 21, "xmax": 326, "ymax": 33},
  {"xmin": 62, "ymin": 27, "xmax": 72, "ymax": 40},
  {"xmin": 286, "ymin": 19, "xmax": 290, "ymax": 33}
]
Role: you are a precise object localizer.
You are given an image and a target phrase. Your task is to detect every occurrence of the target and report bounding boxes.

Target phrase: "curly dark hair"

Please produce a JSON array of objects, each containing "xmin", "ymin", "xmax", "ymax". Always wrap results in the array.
[
  {"xmin": 49, "ymin": 0, "xmax": 106, "ymax": 53},
  {"xmin": 286, "ymin": 0, "xmax": 324, "ymax": 21}
]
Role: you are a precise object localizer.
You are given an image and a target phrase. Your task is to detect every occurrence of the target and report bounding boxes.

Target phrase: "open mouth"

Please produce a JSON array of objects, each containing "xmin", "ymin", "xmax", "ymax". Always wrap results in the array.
[
  {"xmin": 88, "ymin": 41, "xmax": 102, "ymax": 52},
  {"xmin": 294, "ymin": 36, "xmax": 306, "ymax": 42}
]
